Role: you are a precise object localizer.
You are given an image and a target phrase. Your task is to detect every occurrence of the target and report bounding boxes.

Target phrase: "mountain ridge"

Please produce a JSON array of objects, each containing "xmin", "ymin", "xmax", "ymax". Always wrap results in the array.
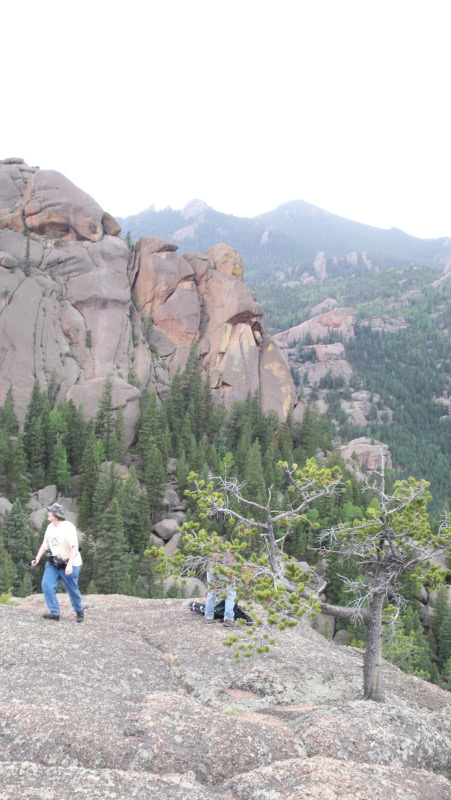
[{"xmin": 117, "ymin": 198, "xmax": 451, "ymax": 279}]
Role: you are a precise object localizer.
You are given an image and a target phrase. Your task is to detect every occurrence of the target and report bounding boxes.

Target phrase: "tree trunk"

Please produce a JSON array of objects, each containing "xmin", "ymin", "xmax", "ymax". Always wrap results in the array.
[{"xmin": 363, "ymin": 591, "xmax": 385, "ymax": 702}]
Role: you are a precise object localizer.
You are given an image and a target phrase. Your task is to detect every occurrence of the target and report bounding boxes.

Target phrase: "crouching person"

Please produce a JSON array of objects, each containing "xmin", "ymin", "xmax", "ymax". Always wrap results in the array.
[
  {"xmin": 205, "ymin": 549, "xmax": 236, "ymax": 627},
  {"xmin": 31, "ymin": 503, "xmax": 84, "ymax": 623}
]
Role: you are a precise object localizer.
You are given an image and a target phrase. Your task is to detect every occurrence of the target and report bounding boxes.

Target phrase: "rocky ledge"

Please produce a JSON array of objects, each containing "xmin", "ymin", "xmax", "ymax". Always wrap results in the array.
[{"xmin": 0, "ymin": 594, "xmax": 450, "ymax": 799}]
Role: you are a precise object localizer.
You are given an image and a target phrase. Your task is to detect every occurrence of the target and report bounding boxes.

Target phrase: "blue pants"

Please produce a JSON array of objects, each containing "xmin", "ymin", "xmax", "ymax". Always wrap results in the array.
[
  {"xmin": 42, "ymin": 563, "xmax": 83, "ymax": 615},
  {"xmin": 205, "ymin": 570, "xmax": 236, "ymax": 621}
]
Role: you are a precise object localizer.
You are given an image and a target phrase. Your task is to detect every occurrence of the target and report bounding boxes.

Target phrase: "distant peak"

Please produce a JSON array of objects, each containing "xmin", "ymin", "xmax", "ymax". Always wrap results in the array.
[{"xmin": 181, "ymin": 199, "xmax": 210, "ymax": 220}]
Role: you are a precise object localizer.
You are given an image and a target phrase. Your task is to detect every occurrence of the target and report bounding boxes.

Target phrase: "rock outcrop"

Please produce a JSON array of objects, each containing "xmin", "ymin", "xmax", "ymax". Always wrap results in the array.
[
  {"xmin": 340, "ymin": 437, "xmax": 393, "ymax": 473},
  {"xmin": 128, "ymin": 236, "xmax": 294, "ymax": 415},
  {"xmin": 1, "ymin": 594, "xmax": 449, "ymax": 799},
  {"xmin": 288, "ymin": 342, "xmax": 354, "ymax": 388},
  {"xmin": 0, "ymin": 159, "xmax": 295, "ymax": 438},
  {"xmin": 274, "ymin": 307, "xmax": 355, "ymax": 345}
]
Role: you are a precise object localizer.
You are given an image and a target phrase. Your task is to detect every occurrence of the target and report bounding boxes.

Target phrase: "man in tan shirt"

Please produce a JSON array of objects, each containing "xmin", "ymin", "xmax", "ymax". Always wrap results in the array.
[{"xmin": 31, "ymin": 503, "xmax": 84, "ymax": 622}]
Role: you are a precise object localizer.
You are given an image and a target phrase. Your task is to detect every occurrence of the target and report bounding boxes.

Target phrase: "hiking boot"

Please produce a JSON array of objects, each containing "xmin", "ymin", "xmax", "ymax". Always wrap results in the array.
[
  {"xmin": 223, "ymin": 619, "xmax": 235, "ymax": 627},
  {"xmin": 42, "ymin": 613, "xmax": 60, "ymax": 621},
  {"xmin": 76, "ymin": 610, "xmax": 84, "ymax": 623},
  {"xmin": 205, "ymin": 617, "xmax": 215, "ymax": 623}
]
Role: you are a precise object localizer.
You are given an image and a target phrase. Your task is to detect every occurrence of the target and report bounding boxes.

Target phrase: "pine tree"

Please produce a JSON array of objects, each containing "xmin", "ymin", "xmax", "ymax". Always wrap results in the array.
[
  {"xmin": 23, "ymin": 381, "xmax": 50, "ymax": 489},
  {"xmin": 206, "ymin": 443, "xmax": 220, "ymax": 475},
  {"xmin": 54, "ymin": 445, "xmax": 72, "ymax": 495},
  {"xmin": 77, "ymin": 431, "xmax": 100, "ymax": 530},
  {"xmin": 94, "ymin": 376, "xmax": 115, "ymax": 460},
  {"xmin": 110, "ymin": 406, "xmax": 126, "ymax": 464},
  {"xmin": 61, "ymin": 400, "xmax": 86, "ymax": 474},
  {"xmin": 196, "ymin": 435, "xmax": 209, "ymax": 476},
  {"xmin": 202, "ymin": 370, "xmax": 217, "ymax": 439},
  {"xmin": 164, "ymin": 461, "xmax": 450, "ymax": 702},
  {"xmin": 8, "ymin": 436, "xmax": 31, "ymax": 504},
  {"xmin": 243, "ymin": 440, "xmax": 267, "ymax": 503},
  {"xmin": 234, "ymin": 421, "xmax": 253, "ymax": 478},
  {"xmin": 2, "ymin": 500, "xmax": 34, "ymax": 594},
  {"xmin": 397, "ymin": 605, "xmax": 435, "ymax": 678},
  {"xmin": 161, "ymin": 370, "xmax": 185, "ymax": 450},
  {"xmin": 431, "ymin": 585, "xmax": 451, "ymax": 669},
  {"xmin": 119, "ymin": 470, "xmax": 150, "ymax": 553},
  {"xmin": 47, "ymin": 408, "xmax": 69, "ymax": 483},
  {"xmin": 137, "ymin": 391, "xmax": 160, "ymax": 461},
  {"xmin": 0, "ymin": 539, "xmax": 17, "ymax": 593},
  {"xmin": 77, "ymin": 530, "xmax": 96, "ymax": 592},
  {"xmin": 297, "ymin": 401, "xmax": 319, "ymax": 460},
  {"xmin": 179, "ymin": 414, "xmax": 195, "ymax": 458},
  {"xmin": 137, "ymin": 393, "xmax": 169, "ymax": 485},
  {"xmin": 144, "ymin": 445, "xmax": 165, "ymax": 522},
  {"xmin": 181, "ymin": 341, "xmax": 203, "ymax": 438},
  {"xmin": 91, "ymin": 463, "xmax": 120, "ymax": 517},
  {"xmin": 186, "ymin": 435, "xmax": 199, "ymax": 473},
  {"xmin": 93, "ymin": 497, "xmax": 129, "ymax": 593},
  {"xmin": 136, "ymin": 488, "xmax": 152, "ymax": 553},
  {"xmin": 25, "ymin": 415, "xmax": 46, "ymax": 490},
  {"xmin": 2, "ymin": 387, "xmax": 19, "ymax": 436},
  {"xmin": 438, "ymin": 609, "xmax": 451, "ymax": 670},
  {"xmin": 176, "ymin": 450, "xmax": 189, "ymax": 494},
  {"xmin": 0, "ymin": 427, "xmax": 8, "ymax": 496},
  {"xmin": 264, "ymin": 441, "xmax": 283, "ymax": 491},
  {"xmin": 134, "ymin": 552, "xmax": 161, "ymax": 598}
]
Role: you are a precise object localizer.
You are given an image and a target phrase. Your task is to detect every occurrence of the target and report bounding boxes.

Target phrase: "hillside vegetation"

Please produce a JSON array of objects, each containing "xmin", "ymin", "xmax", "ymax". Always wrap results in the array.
[{"xmin": 254, "ymin": 266, "xmax": 451, "ymax": 510}]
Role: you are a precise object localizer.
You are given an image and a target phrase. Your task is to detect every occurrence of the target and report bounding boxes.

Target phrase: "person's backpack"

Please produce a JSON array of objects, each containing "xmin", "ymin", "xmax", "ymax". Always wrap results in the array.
[{"xmin": 189, "ymin": 599, "xmax": 253, "ymax": 625}]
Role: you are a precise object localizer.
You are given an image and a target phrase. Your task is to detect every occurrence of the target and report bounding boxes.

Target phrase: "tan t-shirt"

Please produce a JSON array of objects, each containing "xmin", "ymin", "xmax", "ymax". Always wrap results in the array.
[{"xmin": 44, "ymin": 520, "xmax": 82, "ymax": 566}]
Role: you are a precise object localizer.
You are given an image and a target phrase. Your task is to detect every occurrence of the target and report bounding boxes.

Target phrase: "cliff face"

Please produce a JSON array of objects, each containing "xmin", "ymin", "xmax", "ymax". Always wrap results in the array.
[
  {"xmin": 1, "ymin": 594, "xmax": 450, "ymax": 799},
  {"xmin": 0, "ymin": 159, "xmax": 295, "ymax": 439}
]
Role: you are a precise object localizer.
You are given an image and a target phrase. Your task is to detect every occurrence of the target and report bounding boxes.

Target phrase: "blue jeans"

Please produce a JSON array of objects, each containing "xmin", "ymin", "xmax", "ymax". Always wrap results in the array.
[
  {"xmin": 42, "ymin": 563, "xmax": 83, "ymax": 615},
  {"xmin": 205, "ymin": 570, "xmax": 236, "ymax": 621}
]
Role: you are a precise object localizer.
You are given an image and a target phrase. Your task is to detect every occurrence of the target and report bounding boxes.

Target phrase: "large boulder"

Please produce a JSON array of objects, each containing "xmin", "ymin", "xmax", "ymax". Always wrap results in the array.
[
  {"xmin": 340, "ymin": 437, "xmax": 393, "ymax": 473},
  {"xmin": 204, "ymin": 242, "xmax": 244, "ymax": 280},
  {"xmin": 0, "ymin": 158, "xmax": 38, "ymax": 233},
  {"xmin": 27, "ymin": 507, "xmax": 48, "ymax": 532},
  {"xmin": 36, "ymin": 486, "xmax": 57, "ymax": 508},
  {"xmin": 21, "ymin": 169, "xmax": 118, "ymax": 242},
  {"xmin": 222, "ymin": 757, "xmax": 451, "ymax": 800},
  {"xmin": 132, "ymin": 237, "xmax": 295, "ymax": 416},
  {"xmin": 291, "ymin": 700, "xmax": 451, "ymax": 774},
  {"xmin": 274, "ymin": 307, "xmax": 355, "ymax": 345},
  {"xmin": 153, "ymin": 518, "xmax": 180, "ymax": 541},
  {"xmin": 259, "ymin": 335, "xmax": 297, "ymax": 420},
  {"xmin": 0, "ymin": 269, "xmax": 82, "ymax": 424},
  {"xmin": 0, "ymin": 159, "xmax": 295, "ymax": 438},
  {"xmin": 0, "ymin": 159, "xmax": 160, "ymax": 443}
]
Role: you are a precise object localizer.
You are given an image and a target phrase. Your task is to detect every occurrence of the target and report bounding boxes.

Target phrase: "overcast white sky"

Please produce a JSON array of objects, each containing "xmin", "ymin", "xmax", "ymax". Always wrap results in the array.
[{"xmin": 3, "ymin": 1, "xmax": 450, "ymax": 239}]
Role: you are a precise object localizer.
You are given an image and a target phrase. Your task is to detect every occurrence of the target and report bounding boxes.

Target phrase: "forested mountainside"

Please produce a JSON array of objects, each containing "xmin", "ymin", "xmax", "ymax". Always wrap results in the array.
[
  {"xmin": 254, "ymin": 265, "xmax": 451, "ymax": 510},
  {"xmin": 118, "ymin": 199, "xmax": 451, "ymax": 279},
  {"xmin": 2, "ymin": 365, "xmax": 451, "ymax": 690}
]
